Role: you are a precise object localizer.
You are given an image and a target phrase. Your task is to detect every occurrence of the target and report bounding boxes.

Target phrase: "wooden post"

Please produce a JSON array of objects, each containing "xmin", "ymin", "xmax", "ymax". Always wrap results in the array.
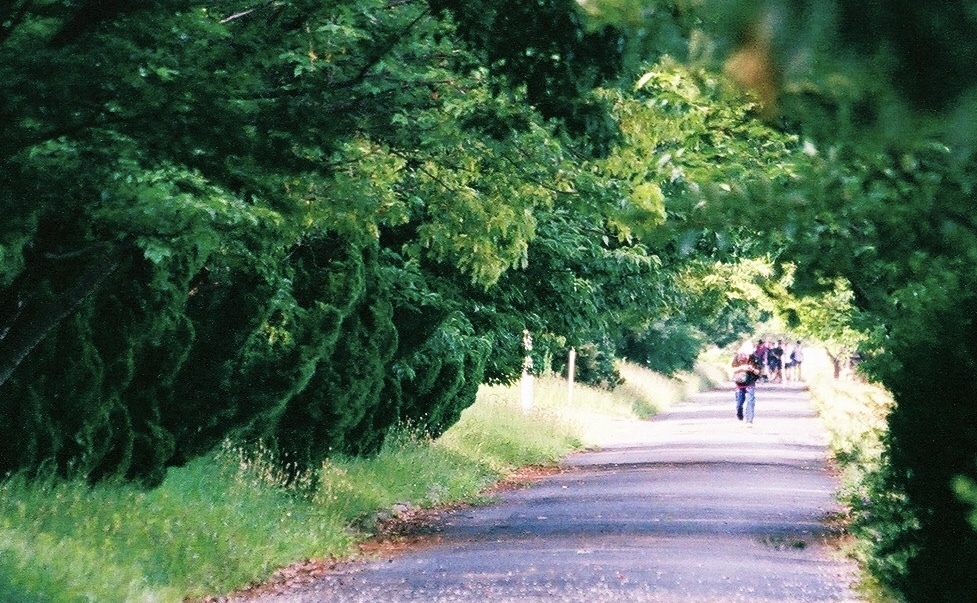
[
  {"xmin": 520, "ymin": 330, "xmax": 534, "ymax": 413},
  {"xmin": 567, "ymin": 346, "xmax": 576, "ymax": 406}
]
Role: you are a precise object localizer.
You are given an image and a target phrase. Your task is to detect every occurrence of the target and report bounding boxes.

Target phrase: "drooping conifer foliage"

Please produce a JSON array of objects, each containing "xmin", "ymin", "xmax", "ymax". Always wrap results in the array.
[
  {"xmin": 2, "ymin": 0, "xmax": 789, "ymax": 488},
  {"xmin": 0, "ymin": 0, "xmax": 630, "ymax": 483}
]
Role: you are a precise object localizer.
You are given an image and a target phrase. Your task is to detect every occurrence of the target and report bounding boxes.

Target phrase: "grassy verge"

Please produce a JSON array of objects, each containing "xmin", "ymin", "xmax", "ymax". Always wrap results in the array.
[
  {"xmin": 802, "ymin": 348, "xmax": 900, "ymax": 603},
  {"xmin": 0, "ymin": 361, "xmax": 709, "ymax": 603}
]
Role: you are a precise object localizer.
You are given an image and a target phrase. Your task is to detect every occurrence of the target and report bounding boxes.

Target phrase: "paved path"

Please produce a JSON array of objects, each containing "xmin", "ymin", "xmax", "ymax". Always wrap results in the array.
[{"xmin": 235, "ymin": 382, "xmax": 863, "ymax": 603}]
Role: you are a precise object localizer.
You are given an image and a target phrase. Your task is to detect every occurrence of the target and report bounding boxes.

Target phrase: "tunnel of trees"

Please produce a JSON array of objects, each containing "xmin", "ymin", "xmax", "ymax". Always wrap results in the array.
[{"xmin": 3, "ymin": 1, "xmax": 977, "ymax": 601}]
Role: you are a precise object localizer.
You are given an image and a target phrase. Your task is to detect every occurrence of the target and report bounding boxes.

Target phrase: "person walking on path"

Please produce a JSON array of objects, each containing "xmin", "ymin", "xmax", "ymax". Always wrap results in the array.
[
  {"xmin": 731, "ymin": 343, "xmax": 762, "ymax": 425},
  {"xmin": 754, "ymin": 338, "xmax": 769, "ymax": 381},
  {"xmin": 768, "ymin": 338, "xmax": 785, "ymax": 382},
  {"xmin": 786, "ymin": 340, "xmax": 805, "ymax": 381}
]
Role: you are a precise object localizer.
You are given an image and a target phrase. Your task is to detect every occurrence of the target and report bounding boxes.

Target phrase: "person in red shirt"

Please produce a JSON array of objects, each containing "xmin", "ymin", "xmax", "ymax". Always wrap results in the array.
[{"xmin": 731, "ymin": 345, "xmax": 762, "ymax": 425}]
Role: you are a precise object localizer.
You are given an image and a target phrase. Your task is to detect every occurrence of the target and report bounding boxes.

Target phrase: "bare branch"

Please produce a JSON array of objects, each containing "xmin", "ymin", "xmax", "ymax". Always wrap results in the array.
[
  {"xmin": 220, "ymin": 1, "xmax": 285, "ymax": 25},
  {"xmin": 354, "ymin": 6, "xmax": 431, "ymax": 84},
  {"xmin": 220, "ymin": 8, "xmax": 258, "ymax": 24},
  {"xmin": 0, "ymin": 243, "xmax": 128, "ymax": 388}
]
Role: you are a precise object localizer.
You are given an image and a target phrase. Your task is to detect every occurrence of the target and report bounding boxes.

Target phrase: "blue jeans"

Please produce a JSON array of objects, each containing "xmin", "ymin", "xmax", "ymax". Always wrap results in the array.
[{"xmin": 735, "ymin": 386, "xmax": 755, "ymax": 423}]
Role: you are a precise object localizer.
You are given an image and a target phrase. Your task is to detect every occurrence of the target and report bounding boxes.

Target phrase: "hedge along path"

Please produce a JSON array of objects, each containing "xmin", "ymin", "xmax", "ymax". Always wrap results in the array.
[{"xmin": 228, "ymin": 382, "xmax": 864, "ymax": 603}]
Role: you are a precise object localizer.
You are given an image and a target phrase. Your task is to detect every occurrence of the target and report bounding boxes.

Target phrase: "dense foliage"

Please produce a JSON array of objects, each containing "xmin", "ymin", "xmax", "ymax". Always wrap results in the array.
[
  {"xmin": 12, "ymin": 3, "xmax": 977, "ymax": 601},
  {"xmin": 784, "ymin": 146, "xmax": 977, "ymax": 602},
  {"xmin": 3, "ymin": 0, "xmax": 766, "ymax": 486},
  {"xmin": 0, "ymin": 0, "xmax": 625, "ymax": 483},
  {"xmin": 706, "ymin": 2, "xmax": 977, "ymax": 601}
]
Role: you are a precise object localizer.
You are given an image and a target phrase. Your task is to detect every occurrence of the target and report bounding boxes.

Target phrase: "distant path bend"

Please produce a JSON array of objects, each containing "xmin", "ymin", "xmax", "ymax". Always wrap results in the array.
[{"xmin": 234, "ymin": 382, "xmax": 865, "ymax": 603}]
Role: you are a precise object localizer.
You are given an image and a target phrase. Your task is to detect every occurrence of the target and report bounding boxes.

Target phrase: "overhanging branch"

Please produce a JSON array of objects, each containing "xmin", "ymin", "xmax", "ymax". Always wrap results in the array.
[{"xmin": 0, "ymin": 243, "xmax": 127, "ymax": 388}]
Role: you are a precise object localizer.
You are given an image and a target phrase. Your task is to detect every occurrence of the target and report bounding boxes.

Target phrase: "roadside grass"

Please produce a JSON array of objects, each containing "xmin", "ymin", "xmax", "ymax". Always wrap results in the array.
[
  {"xmin": 0, "ymin": 447, "xmax": 353, "ymax": 603},
  {"xmin": 806, "ymin": 361, "xmax": 892, "ymax": 473},
  {"xmin": 0, "ymin": 361, "xmax": 709, "ymax": 603},
  {"xmin": 803, "ymin": 349, "xmax": 900, "ymax": 603}
]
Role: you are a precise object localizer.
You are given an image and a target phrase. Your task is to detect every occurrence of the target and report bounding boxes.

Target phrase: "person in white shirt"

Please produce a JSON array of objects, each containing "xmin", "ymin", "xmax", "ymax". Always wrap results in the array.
[{"xmin": 785, "ymin": 340, "xmax": 804, "ymax": 381}]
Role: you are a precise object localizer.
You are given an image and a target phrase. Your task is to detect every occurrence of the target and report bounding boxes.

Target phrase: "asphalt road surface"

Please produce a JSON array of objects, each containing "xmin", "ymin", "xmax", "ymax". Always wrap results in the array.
[{"xmin": 234, "ymin": 382, "xmax": 864, "ymax": 603}]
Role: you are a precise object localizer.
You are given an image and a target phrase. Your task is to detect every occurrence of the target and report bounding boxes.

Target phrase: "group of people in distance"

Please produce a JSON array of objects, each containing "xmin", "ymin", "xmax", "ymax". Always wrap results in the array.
[{"xmin": 730, "ymin": 338, "xmax": 804, "ymax": 427}]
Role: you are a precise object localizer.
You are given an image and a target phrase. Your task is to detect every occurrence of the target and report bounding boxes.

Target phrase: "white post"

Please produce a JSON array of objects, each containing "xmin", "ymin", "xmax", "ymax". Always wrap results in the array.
[
  {"xmin": 567, "ymin": 346, "xmax": 576, "ymax": 406},
  {"xmin": 520, "ymin": 329, "xmax": 534, "ymax": 414}
]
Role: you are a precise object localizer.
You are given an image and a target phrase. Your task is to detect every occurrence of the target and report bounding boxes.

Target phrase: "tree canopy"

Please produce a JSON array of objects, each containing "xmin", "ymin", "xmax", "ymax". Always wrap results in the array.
[
  {"xmin": 0, "ymin": 0, "xmax": 621, "ymax": 482},
  {"xmin": 5, "ymin": 2, "xmax": 977, "ymax": 601},
  {"xmin": 0, "ymin": 0, "xmax": 791, "ymax": 485}
]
